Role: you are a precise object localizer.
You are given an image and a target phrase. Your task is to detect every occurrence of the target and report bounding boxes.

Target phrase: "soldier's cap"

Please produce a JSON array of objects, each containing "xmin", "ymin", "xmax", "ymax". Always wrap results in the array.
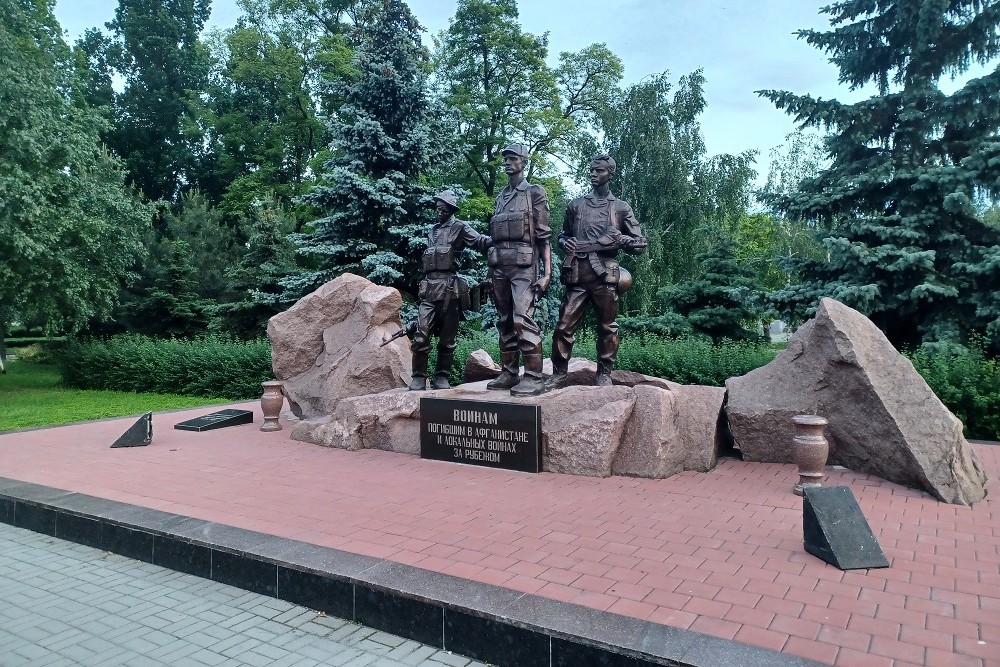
[
  {"xmin": 501, "ymin": 143, "xmax": 530, "ymax": 159},
  {"xmin": 433, "ymin": 189, "xmax": 460, "ymax": 210}
]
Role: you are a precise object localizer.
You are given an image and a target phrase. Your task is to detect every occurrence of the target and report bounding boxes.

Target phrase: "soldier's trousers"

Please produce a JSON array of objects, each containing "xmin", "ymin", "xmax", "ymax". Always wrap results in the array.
[
  {"xmin": 490, "ymin": 265, "xmax": 543, "ymax": 364},
  {"xmin": 411, "ymin": 299, "xmax": 461, "ymax": 356},
  {"xmin": 551, "ymin": 275, "xmax": 619, "ymax": 371}
]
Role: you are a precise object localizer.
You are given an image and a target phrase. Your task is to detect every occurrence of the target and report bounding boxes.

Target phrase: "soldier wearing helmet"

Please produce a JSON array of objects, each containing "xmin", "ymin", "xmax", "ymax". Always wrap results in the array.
[
  {"xmin": 547, "ymin": 154, "xmax": 647, "ymax": 389},
  {"xmin": 486, "ymin": 143, "xmax": 553, "ymax": 397},
  {"xmin": 409, "ymin": 189, "xmax": 491, "ymax": 391}
]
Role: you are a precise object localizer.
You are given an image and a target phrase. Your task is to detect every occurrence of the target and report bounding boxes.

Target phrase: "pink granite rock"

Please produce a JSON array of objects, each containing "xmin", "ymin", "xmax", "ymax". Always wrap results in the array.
[
  {"xmin": 725, "ymin": 297, "xmax": 987, "ymax": 505},
  {"xmin": 267, "ymin": 273, "xmax": 410, "ymax": 418},
  {"xmin": 288, "ymin": 355, "xmax": 725, "ymax": 481},
  {"xmin": 290, "ymin": 389, "xmax": 419, "ymax": 454},
  {"xmin": 612, "ymin": 384, "xmax": 724, "ymax": 478},
  {"xmin": 538, "ymin": 385, "xmax": 636, "ymax": 477},
  {"xmin": 462, "ymin": 349, "xmax": 501, "ymax": 383}
]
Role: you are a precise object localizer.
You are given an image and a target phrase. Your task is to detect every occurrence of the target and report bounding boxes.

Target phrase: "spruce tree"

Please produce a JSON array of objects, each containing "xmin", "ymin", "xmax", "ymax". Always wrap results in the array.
[
  {"xmin": 286, "ymin": 0, "xmax": 457, "ymax": 298},
  {"xmin": 210, "ymin": 202, "xmax": 296, "ymax": 338},
  {"xmin": 759, "ymin": 1, "xmax": 1000, "ymax": 350},
  {"xmin": 660, "ymin": 239, "xmax": 766, "ymax": 344}
]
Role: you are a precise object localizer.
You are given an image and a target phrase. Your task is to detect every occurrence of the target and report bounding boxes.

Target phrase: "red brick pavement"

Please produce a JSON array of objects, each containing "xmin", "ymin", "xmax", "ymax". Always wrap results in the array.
[{"xmin": 1, "ymin": 403, "xmax": 998, "ymax": 667}]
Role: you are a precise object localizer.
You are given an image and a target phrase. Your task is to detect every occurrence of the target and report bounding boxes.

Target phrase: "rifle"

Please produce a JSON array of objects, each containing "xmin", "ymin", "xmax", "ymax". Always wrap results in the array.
[{"xmin": 380, "ymin": 321, "xmax": 417, "ymax": 347}]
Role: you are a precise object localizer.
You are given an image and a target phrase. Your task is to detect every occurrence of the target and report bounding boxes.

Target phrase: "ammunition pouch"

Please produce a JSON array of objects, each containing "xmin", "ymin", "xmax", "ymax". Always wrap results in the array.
[
  {"xmin": 422, "ymin": 246, "xmax": 454, "ymax": 272},
  {"xmin": 457, "ymin": 276, "xmax": 474, "ymax": 312},
  {"xmin": 488, "ymin": 243, "xmax": 534, "ymax": 268},
  {"xmin": 603, "ymin": 260, "xmax": 620, "ymax": 285},
  {"xmin": 489, "ymin": 210, "xmax": 528, "ymax": 242}
]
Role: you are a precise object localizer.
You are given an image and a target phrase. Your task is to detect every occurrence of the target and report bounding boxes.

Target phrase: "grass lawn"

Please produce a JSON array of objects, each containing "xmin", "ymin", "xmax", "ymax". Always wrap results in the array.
[{"xmin": 0, "ymin": 359, "xmax": 232, "ymax": 432}]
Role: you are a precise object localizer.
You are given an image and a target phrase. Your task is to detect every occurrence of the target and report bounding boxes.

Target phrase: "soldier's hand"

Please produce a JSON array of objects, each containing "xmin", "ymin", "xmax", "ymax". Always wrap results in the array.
[
  {"xmin": 532, "ymin": 274, "xmax": 551, "ymax": 297},
  {"xmin": 561, "ymin": 237, "xmax": 579, "ymax": 253}
]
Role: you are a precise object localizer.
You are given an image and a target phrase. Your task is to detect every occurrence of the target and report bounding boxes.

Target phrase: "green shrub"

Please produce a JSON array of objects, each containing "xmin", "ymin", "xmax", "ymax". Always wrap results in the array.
[
  {"xmin": 616, "ymin": 334, "xmax": 777, "ymax": 385},
  {"xmin": 905, "ymin": 339, "xmax": 1000, "ymax": 441},
  {"xmin": 59, "ymin": 335, "xmax": 272, "ymax": 400}
]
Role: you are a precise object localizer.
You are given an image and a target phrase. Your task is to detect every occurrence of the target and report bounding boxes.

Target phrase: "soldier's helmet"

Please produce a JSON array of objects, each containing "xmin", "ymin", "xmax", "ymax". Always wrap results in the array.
[
  {"xmin": 501, "ymin": 143, "xmax": 530, "ymax": 159},
  {"xmin": 433, "ymin": 189, "xmax": 460, "ymax": 210},
  {"xmin": 616, "ymin": 267, "xmax": 634, "ymax": 294}
]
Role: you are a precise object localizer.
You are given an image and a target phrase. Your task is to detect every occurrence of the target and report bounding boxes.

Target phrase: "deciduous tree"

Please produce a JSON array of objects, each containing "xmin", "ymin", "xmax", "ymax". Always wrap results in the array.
[{"xmin": 0, "ymin": 0, "xmax": 150, "ymax": 337}]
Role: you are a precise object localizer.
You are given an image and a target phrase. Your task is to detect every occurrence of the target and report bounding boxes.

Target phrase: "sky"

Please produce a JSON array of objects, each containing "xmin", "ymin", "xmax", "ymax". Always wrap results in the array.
[{"xmin": 53, "ymin": 0, "xmax": 868, "ymax": 182}]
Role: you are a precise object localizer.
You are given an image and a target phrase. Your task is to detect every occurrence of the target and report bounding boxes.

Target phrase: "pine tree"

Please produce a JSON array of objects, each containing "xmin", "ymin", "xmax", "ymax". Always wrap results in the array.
[
  {"xmin": 286, "ymin": 0, "xmax": 457, "ymax": 298},
  {"xmin": 210, "ymin": 201, "xmax": 296, "ymax": 338},
  {"xmin": 660, "ymin": 239, "xmax": 766, "ymax": 344},
  {"xmin": 759, "ymin": 0, "xmax": 1000, "ymax": 350}
]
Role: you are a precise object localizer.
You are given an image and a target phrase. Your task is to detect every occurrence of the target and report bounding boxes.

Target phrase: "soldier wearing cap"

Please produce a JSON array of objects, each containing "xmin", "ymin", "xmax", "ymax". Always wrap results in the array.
[
  {"xmin": 409, "ymin": 189, "xmax": 491, "ymax": 391},
  {"xmin": 486, "ymin": 143, "xmax": 553, "ymax": 397},
  {"xmin": 548, "ymin": 154, "xmax": 647, "ymax": 389}
]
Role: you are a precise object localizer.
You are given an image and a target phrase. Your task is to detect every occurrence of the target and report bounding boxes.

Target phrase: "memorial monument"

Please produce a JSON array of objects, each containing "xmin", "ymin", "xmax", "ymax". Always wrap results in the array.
[{"xmin": 484, "ymin": 143, "xmax": 552, "ymax": 397}]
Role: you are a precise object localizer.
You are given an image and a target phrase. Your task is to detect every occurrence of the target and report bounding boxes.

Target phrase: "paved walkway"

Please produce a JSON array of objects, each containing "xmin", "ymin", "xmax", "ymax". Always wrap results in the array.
[
  {"xmin": 0, "ymin": 522, "xmax": 489, "ymax": 667},
  {"xmin": 1, "ymin": 403, "xmax": 998, "ymax": 666}
]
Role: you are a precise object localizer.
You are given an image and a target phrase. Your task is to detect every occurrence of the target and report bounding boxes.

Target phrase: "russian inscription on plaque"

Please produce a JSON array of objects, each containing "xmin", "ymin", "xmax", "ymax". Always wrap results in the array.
[{"xmin": 420, "ymin": 397, "xmax": 542, "ymax": 473}]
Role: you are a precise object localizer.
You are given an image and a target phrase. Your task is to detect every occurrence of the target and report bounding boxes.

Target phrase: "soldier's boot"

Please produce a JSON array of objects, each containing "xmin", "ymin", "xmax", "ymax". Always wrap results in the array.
[
  {"xmin": 408, "ymin": 353, "xmax": 428, "ymax": 391},
  {"xmin": 431, "ymin": 352, "xmax": 454, "ymax": 390},
  {"xmin": 595, "ymin": 362, "xmax": 613, "ymax": 387},
  {"xmin": 487, "ymin": 351, "xmax": 520, "ymax": 390},
  {"xmin": 511, "ymin": 353, "xmax": 545, "ymax": 397},
  {"xmin": 544, "ymin": 361, "xmax": 569, "ymax": 391}
]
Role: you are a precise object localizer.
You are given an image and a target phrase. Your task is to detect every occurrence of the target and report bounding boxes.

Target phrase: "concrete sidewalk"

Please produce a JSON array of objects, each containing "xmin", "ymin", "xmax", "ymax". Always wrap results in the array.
[
  {"xmin": 0, "ymin": 521, "xmax": 489, "ymax": 667},
  {"xmin": 1, "ymin": 402, "xmax": 997, "ymax": 666}
]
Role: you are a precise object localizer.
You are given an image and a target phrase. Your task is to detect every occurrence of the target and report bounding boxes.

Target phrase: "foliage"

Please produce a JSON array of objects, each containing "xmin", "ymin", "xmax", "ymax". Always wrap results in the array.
[
  {"xmin": 0, "ymin": 359, "xmax": 227, "ymax": 432},
  {"xmin": 432, "ymin": 0, "xmax": 623, "ymax": 196},
  {"xmin": 0, "ymin": 0, "xmax": 151, "ymax": 335},
  {"xmin": 732, "ymin": 213, "xmax": 825, "ymax": 294},
  {"xmin": 85, "ymin": 0, "xmax": 213, "ymax": 201},
  {"xmin": 759, "ymin": 0, "xmax": 1000, "ymax": 351},
  {"xmin": 107, "ymin": 192, "xmax": 240, "ymax": 338},
  {"xmin": 288, "ymin": 0, "xmax": 458, "ymax": 299},
  {"xmin": 200, "ymin": 0, "xmax": 355, "ymax": 226},
  {"xmin": 59, "ymin": 335, "xmax": 272, "ymax": 399},
  {"xmin": 616, "ymin": 335, "xmax": 777, "ymax": 386},
  {"xmin": 209, "ymin": 201, "xmax": 298, "ymax": 338},
  {"xmin": 758, "ymin": 130, "xmax": 830, "ymax": 212},
  {"xmin": 659, "ymin": 239, "xmax": 767, "ymax": 343},
  {"xmin": 599, "ymin": 71, "xmax": 757, "ymax": 315},
  {"xmin": 906, "ymin": 339, "xmax": 1000, "ymax": 440}
]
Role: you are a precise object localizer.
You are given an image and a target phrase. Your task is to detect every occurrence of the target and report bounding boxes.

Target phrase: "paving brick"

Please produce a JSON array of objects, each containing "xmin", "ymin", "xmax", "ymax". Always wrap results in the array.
[
  {"xmin": 0, "ymin": 524, "xmax": 501, "ymax": 667},
  {"xmin": 5, "ymin": 415, "xmax": 1000, "ymax": 667}
]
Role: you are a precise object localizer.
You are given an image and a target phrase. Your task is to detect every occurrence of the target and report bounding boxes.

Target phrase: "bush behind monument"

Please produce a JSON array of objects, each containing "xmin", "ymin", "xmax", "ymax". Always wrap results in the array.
[{"xmin": 56, "ymin": 332, "xmax": 1000, "ymax": 440}]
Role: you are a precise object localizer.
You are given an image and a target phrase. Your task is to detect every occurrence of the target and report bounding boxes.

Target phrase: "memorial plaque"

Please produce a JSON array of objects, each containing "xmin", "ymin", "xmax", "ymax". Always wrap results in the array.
[
  {"xmin": 174, "ymin": 409, "xmax": 253, "ymax": 432},
  {"xmin": 803, "ymin": 486, "xmax": 889, "ymax": 570},
  {"xmin": 111, "ymin": 412, "xmax": 153, "ymax": 448},
  {"xmin": 420, "ymin": 398, "xmax": 542, "ymax": 473}
]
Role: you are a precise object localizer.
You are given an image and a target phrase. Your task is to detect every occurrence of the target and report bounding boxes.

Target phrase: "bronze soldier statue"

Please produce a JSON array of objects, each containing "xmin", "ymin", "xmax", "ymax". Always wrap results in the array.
[
  {"xmin": 548, "ymin": 154, "xmax": 647, "ymax": 389},
  {"xmin": 486, "ymin": 143, "xmax": 553, "ymax": 397},
  {"xmin": 409, "ymin": 189, "xmax": 490, "ymax": 391}
]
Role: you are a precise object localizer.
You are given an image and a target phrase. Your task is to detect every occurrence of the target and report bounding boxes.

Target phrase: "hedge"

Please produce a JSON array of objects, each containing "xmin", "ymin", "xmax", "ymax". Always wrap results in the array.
[
  {"xmin": 59, "ymin": 335, "xmax": 272, "ymax": 400},
  {"xmin": 57, "ymin": 333, "xmax": 999, "ymax": 439}
]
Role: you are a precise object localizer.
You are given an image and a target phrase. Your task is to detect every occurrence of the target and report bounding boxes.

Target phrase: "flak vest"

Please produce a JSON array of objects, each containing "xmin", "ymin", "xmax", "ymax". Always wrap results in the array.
[{"xmin": 488, "ymin": 184, "xmax": 535, "ymax": 269}]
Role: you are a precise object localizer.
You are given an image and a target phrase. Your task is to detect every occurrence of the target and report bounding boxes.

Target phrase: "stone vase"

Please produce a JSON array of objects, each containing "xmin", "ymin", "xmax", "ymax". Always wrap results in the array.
[
  {"xmin": 260, "ymin": 381, "xmax": 284, "ymax": 432},
  {"xmin": 792, "ymin": 414, "xmax": 829, "ymax": 496}
]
